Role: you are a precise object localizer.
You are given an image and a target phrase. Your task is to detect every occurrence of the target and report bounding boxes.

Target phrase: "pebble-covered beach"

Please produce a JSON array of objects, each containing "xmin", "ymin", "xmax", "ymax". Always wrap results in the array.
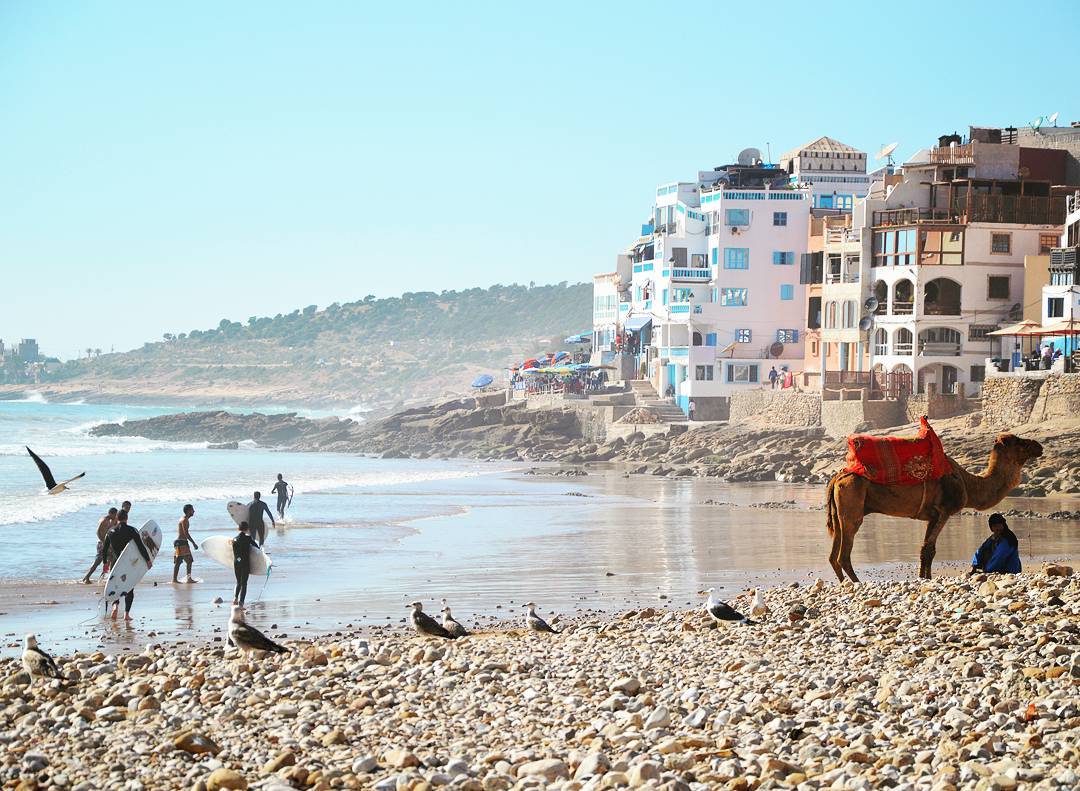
[{"xmin": 2, "ymin": 572, "xmax": 1078, "ymax": 791}]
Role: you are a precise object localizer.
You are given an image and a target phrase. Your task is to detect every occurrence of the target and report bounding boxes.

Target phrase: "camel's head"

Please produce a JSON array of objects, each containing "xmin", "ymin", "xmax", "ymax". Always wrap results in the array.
[{"xmin": 992, "ymin": 434, "xmax": 1043, "ymax": 466}]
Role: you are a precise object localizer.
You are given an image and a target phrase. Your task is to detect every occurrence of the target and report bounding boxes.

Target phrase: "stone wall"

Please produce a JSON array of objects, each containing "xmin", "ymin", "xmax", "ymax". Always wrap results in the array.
[
  {"xmin": 903, "ymin": 392, "xmax": 973, "ymax": 423},
  {"xmin": 821, "ymin": 397, "xmax": 907, "ymax": 438},
  {"xmin": 980, "ymin": 376, "xmax": 1046, "ymax": 427},
  {"xmin": 728, "ymin": 390, "xmax": 822, "ymax": 427},
  {"xmin": 1031, "ymin": 374, "xmax": 1080, "ymax": 421}
]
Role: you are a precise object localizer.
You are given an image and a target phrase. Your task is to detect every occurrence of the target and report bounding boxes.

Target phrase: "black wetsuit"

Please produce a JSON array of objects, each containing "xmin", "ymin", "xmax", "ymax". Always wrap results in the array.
[
  {"xmin": 232, "ymin": 533, "xmax": 261, "ymax": 605},
  {"xmin": 271, "ymin": 480, "xmax": 289, "ymax": 517},
  {"xmin": 246, "ymin": 499, "xmax": 274, "ymax": 544},
  {"xmin": 107, "ymin": 523, "xmax": 151, "ymax": 613}
]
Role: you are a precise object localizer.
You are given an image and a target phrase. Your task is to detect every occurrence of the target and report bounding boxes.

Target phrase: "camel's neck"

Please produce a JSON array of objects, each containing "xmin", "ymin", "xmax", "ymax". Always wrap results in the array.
[{"xmin": 954, "ymin": 451, "xmax": 1022, "ymax": 510}]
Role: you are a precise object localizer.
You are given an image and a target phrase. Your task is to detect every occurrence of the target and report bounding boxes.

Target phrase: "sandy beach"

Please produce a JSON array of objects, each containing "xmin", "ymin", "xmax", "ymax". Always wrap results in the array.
[{"xmin": 2, "ymin": 573, "xmax": 1077, "ymax": 791}]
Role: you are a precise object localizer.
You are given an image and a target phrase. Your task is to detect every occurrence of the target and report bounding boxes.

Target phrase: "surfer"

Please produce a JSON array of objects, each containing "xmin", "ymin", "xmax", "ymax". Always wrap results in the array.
[
  {"xmin": 172, "ymin": 504, "xmax": 199, "ymax": 584},
  {"xmin": 81, "ymin": 507, "xmax": 118, "ymax": 584},
  {"xmin": 105, "ymin": 510, "xmax": 152, "ymax": 620},
  {"xmin": 271, "ymin": 474, "xmax": 289, "ymax": 520},
  {"xmin": 231, "ymin": 521, "xmax": 260, "ymax": 607},
  {"xmin": 246, "ymin": 491, "xmax": 275, "ymax": 545}
]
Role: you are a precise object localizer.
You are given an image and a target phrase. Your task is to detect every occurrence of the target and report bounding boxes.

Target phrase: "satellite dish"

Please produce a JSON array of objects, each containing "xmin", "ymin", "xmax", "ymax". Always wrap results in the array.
[
  {"xmin": 1030, "ymin": 116, "xmax": 1043, "ymax": 130},
  {"xmin": 769, "ymin": 342, "xmax": 784, "ymax": 358},
  {"xmin": 737, "ymin": 147, "xmax": 762, "ymax": 167},
  {"xmin": 1048, "ymin": 112, "xmax": 1059, "ymax": 126},
  {"xmin": 864, "ymin": 296, "xmax": 879, "ymax": 313},
  {"xmin": 858, "ymin": 316, "xmax": 874, "ymax": 332},
  {"xmin": 875, "ymin": 142, "xmax": 899, "ymax": 163}
]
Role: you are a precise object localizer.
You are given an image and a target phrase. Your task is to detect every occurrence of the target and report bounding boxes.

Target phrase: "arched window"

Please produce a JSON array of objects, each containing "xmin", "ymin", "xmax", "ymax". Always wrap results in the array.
[
  {"xmin": 894, "ymin": 328, "xmax": 913, "ymax": 355},
  {"xmin": 842, "ymin": 300, "xmax": 857, "ymax": 329},
  {"xmin": 692, "ymin": 332, "xmax": 703, "ymax": 346},
  {"xmin": 825, "ymin": 301, "xmax": 837, "ymax": 329},
  {"xmin": 893, "ymin": 279, "xmax": 914, "ymax": 315},
  {"xmin": 874, "ymin": 328, "xmax": 888, "ymax": 356}
]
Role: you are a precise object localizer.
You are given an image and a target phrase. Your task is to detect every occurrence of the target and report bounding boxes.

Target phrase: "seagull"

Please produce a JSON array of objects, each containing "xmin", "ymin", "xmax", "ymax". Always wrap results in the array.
[
  {"xmin": 408, "ymin": 601, "xmax": 454, "ymax": 638},
  {"xmin": 704, "ymin": 588, "xmax": 756, "ymax": 626},
  {"xmin": 228, "ymin": 606, "xmax": 289, "ymax": 656},
  {"xmin": 750, "ymin": 588, "xmax": 768, "ymax": 619},
  {"xmin": 26, "ymin": 447, "xmax": 85, "ymax": 495},
  {"xmin": 22, "ymin": 634, "xmax": 62, "ymax": 684},
  {"xmin": 440, "ymin": 600, "xmax": 470, "ymax": 638},
  {"xmin": 523, "ymin": 602, "xmax": 558, "ymax": 634}
]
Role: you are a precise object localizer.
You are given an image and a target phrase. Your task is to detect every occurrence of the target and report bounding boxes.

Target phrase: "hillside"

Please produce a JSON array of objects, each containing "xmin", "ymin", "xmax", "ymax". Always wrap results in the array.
[{"xmin": 24, "ymin": 283, "xmax": 591, "ymax": 409}]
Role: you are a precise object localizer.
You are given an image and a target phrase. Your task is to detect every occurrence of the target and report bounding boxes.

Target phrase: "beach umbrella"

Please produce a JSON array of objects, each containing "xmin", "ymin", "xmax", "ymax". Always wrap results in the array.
[
  {"xmin": 471, "ymin": 374, "xmax": 494, "ymax": 388},
  {"xmin": 522, "ymin": 358, "xmax": 540, "ymax": 369},
  {"xmin": 554, "ymin": 351, "xmax": 570, "ymax": 363}
]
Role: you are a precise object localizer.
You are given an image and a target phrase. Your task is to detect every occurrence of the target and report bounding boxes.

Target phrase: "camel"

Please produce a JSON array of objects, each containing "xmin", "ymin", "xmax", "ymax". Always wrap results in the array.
[{"xmin": 825, "ymin": 433, "xmax": 1043, "ymax": 582}]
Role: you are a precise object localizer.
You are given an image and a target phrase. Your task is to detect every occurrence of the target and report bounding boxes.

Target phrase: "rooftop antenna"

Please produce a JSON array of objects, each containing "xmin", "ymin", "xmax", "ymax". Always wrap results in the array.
[
  {"xmin": 766, "ymin": 142, "xmax": 772, "ymax": 164},
  {"xmin": 875, "ymin": 142, "xmax": 899, "ymax": 167}
]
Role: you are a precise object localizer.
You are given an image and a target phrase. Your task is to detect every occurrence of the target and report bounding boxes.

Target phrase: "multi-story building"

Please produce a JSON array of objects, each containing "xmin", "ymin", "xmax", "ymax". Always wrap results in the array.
[
  {"xmin": 780, "ymin": 137, "xmax": 869, "ymax": 212},
  {"xmin": 859, "ymin": 128, "xmax": 1070, "ymax": 395},
  {"xmin": 1045, "ymin": 191, "xmax": 1080, "ymax": 327},
  {"xmin": 16, "ymin": 339, "xmax": 39, "ymax": 363},
  {"xmin": 594, "ymin": 156, "xmax": 812, "ymax": 417}
]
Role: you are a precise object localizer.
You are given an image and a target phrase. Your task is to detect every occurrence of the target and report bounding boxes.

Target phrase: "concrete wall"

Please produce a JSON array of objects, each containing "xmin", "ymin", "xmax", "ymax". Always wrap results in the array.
[{"xmin": 728, "ymin": 390, "xmax": 822, "ymax": 426}]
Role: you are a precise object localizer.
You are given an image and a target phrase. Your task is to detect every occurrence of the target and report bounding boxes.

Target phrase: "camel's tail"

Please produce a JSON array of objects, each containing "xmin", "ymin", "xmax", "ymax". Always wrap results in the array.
[{"xmin": 825, "ymin": 472, "xmax": 850, "ymax": 538}]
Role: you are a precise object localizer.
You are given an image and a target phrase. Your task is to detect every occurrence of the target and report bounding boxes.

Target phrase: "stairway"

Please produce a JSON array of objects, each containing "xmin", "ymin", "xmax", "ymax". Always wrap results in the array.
[{"xmin": 628, "ymin": 380, "xmax": 686, "ymax": 422}]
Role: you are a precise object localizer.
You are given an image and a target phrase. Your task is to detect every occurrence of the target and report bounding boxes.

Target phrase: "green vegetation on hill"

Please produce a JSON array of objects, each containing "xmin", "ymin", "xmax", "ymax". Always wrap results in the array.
[{"xmin": 55, "ymin": 282, "xmax": 591, "ymax": 407}]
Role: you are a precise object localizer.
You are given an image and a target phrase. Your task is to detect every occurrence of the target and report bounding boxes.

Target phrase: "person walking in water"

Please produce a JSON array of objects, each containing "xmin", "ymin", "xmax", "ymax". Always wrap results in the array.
[
  {"xmin": 82, "ymin": 507, "xmax": 117, "ymax": 583},
  {"xmin": 231, "ymin": 521, "xmax": 260, "ymax": 607},
  {"xmin": 246, "ymin": 491, "xmax": 275, "ymax": 545},
  {"xmin": 105, "ymin": 510, "xmax": 151, "ymax": 620},
  {"xmin": 172, "ymin": 504, "xmax": 199, "ymax": 584},
  {"xmin": 271, "ymin": 473, "xmax": 290, "ymax": 520}
]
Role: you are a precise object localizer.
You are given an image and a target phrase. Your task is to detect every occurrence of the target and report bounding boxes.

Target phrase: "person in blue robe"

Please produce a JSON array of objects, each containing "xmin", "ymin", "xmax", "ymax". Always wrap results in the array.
[{"xmin": 969, "ymin": 513, "xmax": 1021, "ymax": 575}]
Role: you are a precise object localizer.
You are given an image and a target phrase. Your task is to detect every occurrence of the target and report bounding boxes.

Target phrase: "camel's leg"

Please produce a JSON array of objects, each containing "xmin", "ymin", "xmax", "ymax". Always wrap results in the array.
[
  {"xmin": 839, "ymin": 515, "xmax": 863, "ymax": 583},
  {"xmin": 828, "ymin": 523, "xmax": 844, "ymax": 582},
  {"xmin": 918, "ymin": 511, "xmax": 949, "ymax": 579}
]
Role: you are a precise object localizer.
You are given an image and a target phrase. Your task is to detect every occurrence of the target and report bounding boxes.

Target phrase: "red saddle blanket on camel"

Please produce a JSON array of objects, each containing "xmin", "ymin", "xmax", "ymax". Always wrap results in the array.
[{"xmin": 843, "ymin": 416, "xmax": 951, "ymax": 486}]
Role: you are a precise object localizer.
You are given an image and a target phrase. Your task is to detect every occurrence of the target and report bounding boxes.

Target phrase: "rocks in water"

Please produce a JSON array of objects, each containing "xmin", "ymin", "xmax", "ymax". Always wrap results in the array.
[{"xmin": 207, "ymin": 441, "xmax": 239, "ymax": 450}]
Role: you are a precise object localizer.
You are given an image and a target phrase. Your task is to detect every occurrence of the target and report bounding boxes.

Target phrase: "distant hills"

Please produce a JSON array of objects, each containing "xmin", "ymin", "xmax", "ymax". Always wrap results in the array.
[{"xmin": 43, "ymin": 282, "xmax": 591, "ymax": 408}]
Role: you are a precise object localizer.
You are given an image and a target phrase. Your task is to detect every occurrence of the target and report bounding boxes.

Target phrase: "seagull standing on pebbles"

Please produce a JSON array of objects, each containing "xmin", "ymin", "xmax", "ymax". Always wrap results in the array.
[
  {"xmin": 523, "ymin": 602, "xmax": 558, "ymax": 634},
  {"xmin": 22, "ymin": 634, "xmax": 62, "ymax": 684},
  {"xmin": 704, "ymin": 588, "xmax": 756, "ymax": 626},
  {"xmin": 408, "ymin": 601, "xmax": 454, "ymax": 639},
  {"xmin": 440, "ymin": 602, "xmax": 470, "ymax": 638},
  {"xmin": 228, "ymin": 606, "xmax": 289, "ymax": 655},
  {"xmin": 750, "ymin": 588, "xmax": 768, "ymax": 619}
]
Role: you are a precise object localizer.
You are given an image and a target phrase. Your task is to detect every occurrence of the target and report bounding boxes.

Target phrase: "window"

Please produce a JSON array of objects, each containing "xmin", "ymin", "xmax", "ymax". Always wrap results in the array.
[
  {"xmin": 1040, "ymin": 234, "xmax": 1059, "ymax": 254},
  {"xmin": 780, "ymin": 284, "xmax": 794, "ymax": 300},
  {"xmin": 873, "ymin": 228, "xmax": 918, "ymax": 267},
  {"xmin": 920, "ymin": 230, "xmax": 964, "ymax": 265},
  {"xmin": 695, "ymin": 365, "xmax": 714, "ymax": 381},
  {"xmin": 842, "ymin": 300, "xmax": 857, "ymax": 328},
  {"xmin": 724, "ymin": 248, "xmax": 749, "ymax": 269},
  {"xmin": 725, "ymin": 208, "xmax": 750, "ymax": 226},
  {"xmin": 970, "ymin": 365, "xmax": 986, "ymax": 383},
  {"xmin": 991, "ymin": 233, "xmax": 1011, "ymax": 254},
  {"xmin": 772, "ymin": 251, "xmax": 795, "ymax": 265},
  {"xmin": 773, "ymin": 211, "xmax": 787, "ymax": 226},
  {"xmin": 987, "ymin": 276, "xmax": 1010, "ymax": 300},
  {"xmin": 669, "ymin": 287, "xmax": 694, "ymax": 303},
  {"xmin": 721, "ymin": 288, "xmax": 748, "ymax": 306},
  {"xmin": 671, "ymin": 247, "xmax": 687, "ymax": 266},
  {"xmin": 969, "ymin": 324, "xmax": 998, "ymax": 341},
  {"xmin": 711, "ymin": 248, "xmax": 718, "ymax": 266},
  {"xmin": 705, "ymin": 333, "xmax": 717, "ymax": 346},
  {"xmin": 736, "ymin": 328, "xmax": 752, "ymax": 343},
  {"xmin": 825, "ymin": 301, "xmax": 837, "ymax": 328},
  {"xmin": 726, "ymin": 363, "xmax": 759, "ymax": 384},
  {"xmin": 1048, "ymin": 297, "xmax": 1065, "ymax": 318},
  {"xmin": 777, "ymin": 329, "xmax": 798, "ymax": 344},
  {"xmin": 662, "ymin": 289, "xmax": 668, "ymax": 305},
  {"xmin": 690, "ymin": 253, "xmax": 706, "ymax": 267}
]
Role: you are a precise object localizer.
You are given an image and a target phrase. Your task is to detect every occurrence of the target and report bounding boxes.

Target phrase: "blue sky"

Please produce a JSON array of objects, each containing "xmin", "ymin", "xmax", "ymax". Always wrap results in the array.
[{"xmin": 2, "ymin": 0, "xmax": 1078, "ymax": 358}]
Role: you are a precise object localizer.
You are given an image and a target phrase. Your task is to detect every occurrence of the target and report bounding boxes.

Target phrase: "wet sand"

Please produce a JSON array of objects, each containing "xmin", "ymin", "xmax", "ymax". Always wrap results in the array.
[{"xmin": 2, "ymin": 468, "xmax": 1077, "ymax": 657}]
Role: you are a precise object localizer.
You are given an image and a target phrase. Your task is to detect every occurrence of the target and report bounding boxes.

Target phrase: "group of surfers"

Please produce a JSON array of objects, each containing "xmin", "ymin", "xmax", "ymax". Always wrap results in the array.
[{"xmin": 81, "ymin": 474, "xmax": 293, "ymax": 618}]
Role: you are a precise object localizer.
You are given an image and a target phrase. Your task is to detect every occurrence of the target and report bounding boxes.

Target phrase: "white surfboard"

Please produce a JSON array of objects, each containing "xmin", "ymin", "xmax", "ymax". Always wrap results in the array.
[
  {"xmin": 200, "ymin": 535, "xmax": 272, "ymax": 575},
  {"xmin": 103, "ymin": 520, "xmax": 162, "ymax": 611},
  {"xmin": 227, "ymin": 501, "xmax": 247, "ymax": 527}
]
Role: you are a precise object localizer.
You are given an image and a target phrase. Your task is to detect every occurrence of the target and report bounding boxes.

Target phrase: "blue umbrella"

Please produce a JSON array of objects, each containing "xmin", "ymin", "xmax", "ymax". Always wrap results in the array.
[{"xmin": 471, "ymin": 374, "xmax": 494, "ymax": 388}]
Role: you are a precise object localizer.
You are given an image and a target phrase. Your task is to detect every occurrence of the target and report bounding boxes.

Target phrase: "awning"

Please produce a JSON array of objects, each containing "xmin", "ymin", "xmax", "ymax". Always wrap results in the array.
[
  {"xmin": 987, "ymin": 320, "xmax": 1043, "ymax": 337},
  {"xmin": 623, "ymin": 316, "xmax": 653, "ymax": 333},
  {"xmin": 1040, "ymin": 318, "xmax": 1080, "ymax": 335}
]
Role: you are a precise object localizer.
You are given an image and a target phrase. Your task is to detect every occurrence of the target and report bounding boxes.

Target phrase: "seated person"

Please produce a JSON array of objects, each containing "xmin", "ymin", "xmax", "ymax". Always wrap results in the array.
[{"xmin": 969, "ymin": 513, "xmax": 1021, "ymax": 575}]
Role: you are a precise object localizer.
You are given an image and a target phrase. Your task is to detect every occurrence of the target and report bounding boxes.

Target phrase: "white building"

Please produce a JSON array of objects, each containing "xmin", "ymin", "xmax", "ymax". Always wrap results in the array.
[
  {"xmin": 595, "ymin": 160, "xmax": 811, "ymax": 417},
  {"xmin": 780, "ymin": 137, "xmax": 869, "ymax": 212},
  {"xmin": 1044, "ymin": 191, "xmax": 1080, "ymax": 327}
]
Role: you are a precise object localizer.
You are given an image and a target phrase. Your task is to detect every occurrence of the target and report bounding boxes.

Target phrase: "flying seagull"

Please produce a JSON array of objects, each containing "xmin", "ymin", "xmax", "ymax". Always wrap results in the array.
[
  {"xmin": 750, "ymin": 588, "xmax": 768, "ymax": 619},
  {"xmin": 22, "ymin": 634, "xmax": 62, "ymax": 684},
  {"xmin": 704, "ymin": 588, "xmax": 756, "ymax": 626},
  {"xmin": 408, "ymin": 601, "xmax": 454, "ymax": 638},
  {"xmin": 228, "ymin": 606, "xmax": 289, "ymax": 656},
  {"xmin": 26, "ymin": 446, "xmax": 85, "ymax": 495},
  {"xmin": 523, "ymin": 601, "xmax": 558, "ymax": 634},
  {"xmin": 440, "ymin": 605, "xmax": 470, "ymax": 638}
]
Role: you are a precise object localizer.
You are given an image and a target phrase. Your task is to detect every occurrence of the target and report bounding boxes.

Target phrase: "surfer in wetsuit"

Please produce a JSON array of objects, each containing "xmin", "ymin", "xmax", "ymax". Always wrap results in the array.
[
  {"xmin": 271, "ymin": 474, "xmax": 289, "ymax": 520},
  {"xmin": 172, "ymin": 504, "xmax": 199, "ymax": 584},
  {"xmin": 82, "ymin": 507, "xmax": 118, "ymax": 583},
  {"xmin": 106, "ymin": 510, "xmax": 152, "ymax": 620},
  {"xmin": 231, "ymin": 521, "xmax": 260, "ymax": 607},
  {"xmin": 246, "ymin": 491, "xmax": 275, "ymax": 545}
]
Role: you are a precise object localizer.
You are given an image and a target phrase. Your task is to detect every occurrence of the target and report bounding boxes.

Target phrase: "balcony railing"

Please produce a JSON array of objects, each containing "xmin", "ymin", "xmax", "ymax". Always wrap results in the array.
[
  {"xmin": 930, "ymin": 143, "xmax": 974, "ymax": 165},
  {"xmin": 919, "ymin": 341, "xmax": 961, "ymax": 357},
  {"xmin": 923, "ymin": 303, "xmax": 961, "ymax": 316},
  {"xmin": 894, "ymin": 342, "xmax": 914, "ymax": 355},
  {"xmin": 825, "ymin": 228, "xmax": 862, "ymax": 244},
  {"xmin": 873, "ymin": 208, "xmax": 961, "ymax": 227},
  {"xmin": 1051, "ymin": 246, "xmax": 1079, "ymax": 269},
  {"xmin": 669, "ymin": 268, "xmax": 712, "ymax": 281},
  {"xmin": 824, "ymin": 271, "xmax": 861, "ymax": 284},
  {"xmin": 893, "ymin": 301, "xmax": 914, "ymax": 315},
  {"xmin": 669, "ymin": 304, "xmax": 691, "ymax": 314}
]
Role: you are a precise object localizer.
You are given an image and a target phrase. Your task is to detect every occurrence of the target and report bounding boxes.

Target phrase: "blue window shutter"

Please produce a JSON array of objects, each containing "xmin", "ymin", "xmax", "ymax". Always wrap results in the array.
[
  {"xmin": 792, "ymin": 329, "xmax": 799, "ymax": 342},
  {"xmin": 662, "ymin": 289, "xmax": 668, "ymax": 305},
  {"xmin": 705, "ymin": 333, "xmax": 716, "ymax": 346},
  {"xmin": 711, "ymin": 248, "xmax": 717, "ymax": 266}
]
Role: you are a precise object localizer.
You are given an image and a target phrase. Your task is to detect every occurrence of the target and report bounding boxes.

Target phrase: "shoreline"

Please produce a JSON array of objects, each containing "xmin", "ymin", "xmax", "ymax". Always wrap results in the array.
[{"xmin": 2, "ymin": 573, "xmax": 1077, "ymax": 790}]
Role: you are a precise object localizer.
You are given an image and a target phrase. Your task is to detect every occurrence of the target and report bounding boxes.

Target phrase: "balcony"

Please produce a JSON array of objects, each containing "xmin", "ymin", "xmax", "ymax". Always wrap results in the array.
[
  {"xmin": 873, "ymin": 208, "xmax": 961, "ymax": 227},
  {"xmin": 669, "ymin": 304, "xmax": 691, "ymax": 314},
  {"xmin": 824, "ymin": 271, "xmax": 861, "ymax": 285},
  {"xmin": 669, "ymin": 267, "xmax": 711, "ymax": 282},
  {"xmin": 894, "ymin": 342, "xmax": 914, "ymax": 355},
  {"xmin": 919, "ymin": 341, "xmax": 961, "ymax": 357},
  {"xmin": 893, "ymin": 301, "xmax": 914, "ymax": 315},
  {"xmin": 825, "ymin": 227, "xmax": 862, "ymax": 244},
  {"xmin": 923, "ymin": 302, "xmax": 961, "ymax": 317},
  {"xmin": 930, "ymin": 143, "xmax": 974, "ymax": 165}
]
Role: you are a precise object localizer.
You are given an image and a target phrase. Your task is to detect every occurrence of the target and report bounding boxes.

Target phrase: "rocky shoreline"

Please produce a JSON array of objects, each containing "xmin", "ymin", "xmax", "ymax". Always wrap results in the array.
[
  {"xmin": 90, "ymin": 401, "xmax": 1080, "ymax": 498},
  {"xmin": 3, "ymin": 574, "xmax": 1078, "ymax": 790}
]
